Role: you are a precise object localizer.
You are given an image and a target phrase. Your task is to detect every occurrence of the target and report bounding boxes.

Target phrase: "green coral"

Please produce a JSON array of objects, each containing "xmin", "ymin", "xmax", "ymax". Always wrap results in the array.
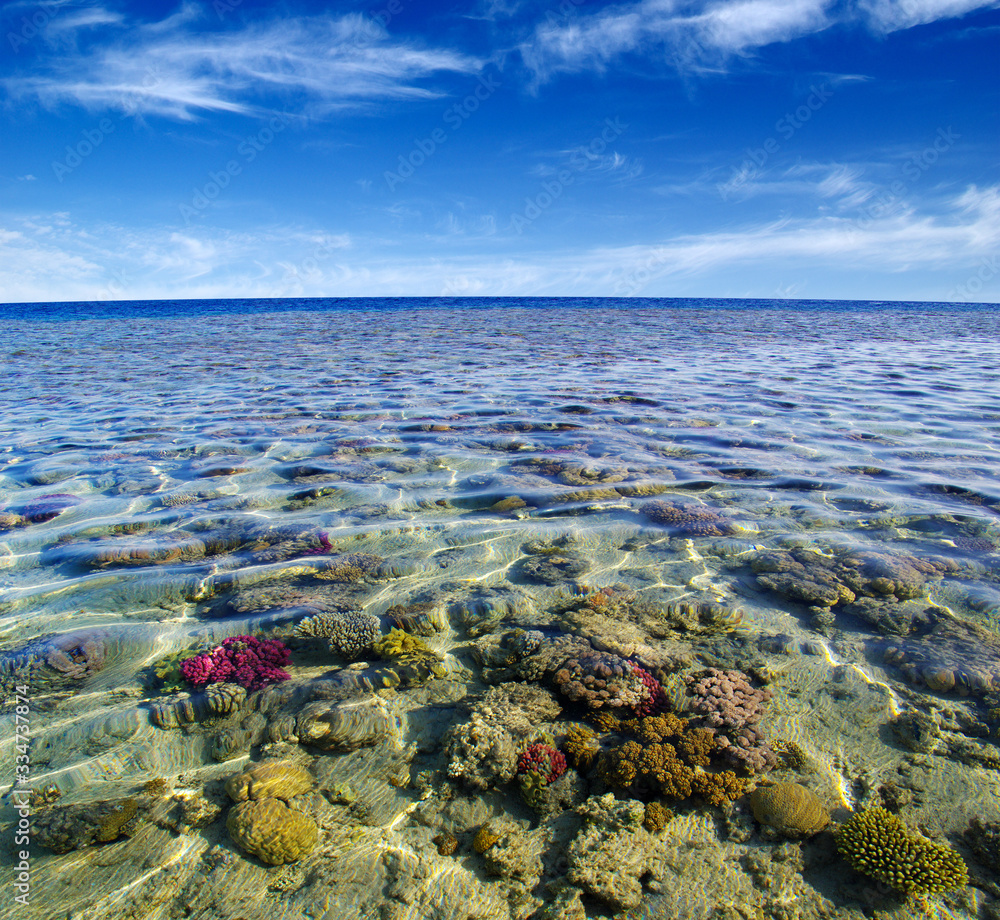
[
  {"xmin": 836, "ymin": 806, "xmax": 968, "ymax": 895},
  {"xmin": 97, "ymin": 798, "xmax": 139, "ymax": 843},
  {"xmin": 518, "ymin": 770, "xmax": 549, "ymax": 811},
  {"xmin": 148, "ymin": 650, "xmax": 195, "ymax": 693},
  {"xmin": 373, "ymin": 628, "xmax": 440, "ymax": 665}
]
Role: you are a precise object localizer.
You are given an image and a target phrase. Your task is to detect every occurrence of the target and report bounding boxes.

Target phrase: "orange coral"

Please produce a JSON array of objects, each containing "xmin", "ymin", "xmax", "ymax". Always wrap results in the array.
[{"xmin": 691, "ymin": 770, "xmax": 751, "ymax": 807}]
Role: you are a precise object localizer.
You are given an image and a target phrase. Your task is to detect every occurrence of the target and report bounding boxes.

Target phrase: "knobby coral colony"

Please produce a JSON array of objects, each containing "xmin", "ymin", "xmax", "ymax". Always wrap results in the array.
[
  {"xmin": 517, "ymin": 741, "xmax": 568, "ymax": 809},
  {"xmin": 553, "ymin": 653, "xmax": 667, "ymax": 716},
  {"xmin": 179, "ymin": 636, "xmax": 291, "ymax": 692}
]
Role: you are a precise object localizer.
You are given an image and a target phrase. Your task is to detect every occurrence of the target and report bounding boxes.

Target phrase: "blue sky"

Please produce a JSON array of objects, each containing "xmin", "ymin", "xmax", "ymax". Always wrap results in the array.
[{"xmin": 1, "ymin": 0, "xmax": 997, "ymax": 303}]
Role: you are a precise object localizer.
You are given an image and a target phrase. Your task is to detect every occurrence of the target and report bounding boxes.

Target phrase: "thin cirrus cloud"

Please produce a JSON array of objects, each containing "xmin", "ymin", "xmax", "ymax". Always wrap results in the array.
[
  {"xmin": 2, "ymin": 9, "xmax": 481, "ymax": 120},
  {"xmin": 521, "ymin": 0, "xmax": 1000, "ymax": 76},
  {"xmin": 1, "ymin": 186, "xmax": 995, "ymax": 302}
]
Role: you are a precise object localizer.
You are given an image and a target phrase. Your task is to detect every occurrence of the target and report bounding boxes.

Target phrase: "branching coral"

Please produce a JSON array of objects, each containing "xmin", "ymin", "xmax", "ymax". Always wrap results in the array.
[
  {"xmin": 836, "ymin": 806, "xmax": 968, "ymax": 895},
  {"xmin": 297, "ymin": 610, "xmax": 381, "ymax": 660},
  {"xmin": 179, "ymin": 635, "xmax": 290, "ymax": 691}
]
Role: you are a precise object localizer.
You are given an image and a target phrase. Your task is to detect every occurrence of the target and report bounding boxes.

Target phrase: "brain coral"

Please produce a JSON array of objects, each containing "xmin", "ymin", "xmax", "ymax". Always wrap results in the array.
[
  {"xmin": 750, "ymin": 782, "xmax": 830, "ymax": 838},
  {"xmin": 226, "ymin": 798, "xmax": 319, "ymax": 865},
  {"xmin": 835, "ymin": 806, "xmax": 968, "ymax": 895}
]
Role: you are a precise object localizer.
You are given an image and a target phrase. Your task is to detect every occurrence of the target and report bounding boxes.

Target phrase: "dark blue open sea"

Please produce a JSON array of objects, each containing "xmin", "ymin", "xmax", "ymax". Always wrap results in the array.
[{"xmin": 2, "ymin": 298, "xmax": 1000, "ymax": 920}]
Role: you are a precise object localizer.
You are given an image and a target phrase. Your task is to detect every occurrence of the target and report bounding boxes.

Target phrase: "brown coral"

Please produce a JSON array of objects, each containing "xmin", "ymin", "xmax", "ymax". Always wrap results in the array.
[
  {"xmin": 564, "ymin": 725, "xmax": 601, "ymax": 771},
  {"xmin": 641, "ymin": 499, "xmax": 735, "ymax": 536},
  {"xmin": 225, "ymin": 760, "xmax": 314, "ymax": 803},
  {"xmin": 643, "ymin": 801, "xmax": 674, "ymax": 833},
  {"xmin": 226, "ymin": 798, "xmax": 318, "ymax": 865},
  {"xmin": 473, "ymin": 824, "xmax": 501, "ymax": 854},
  {"xmin": 750, "ymin": 782, "xmax": 830, "ymax": 838},
  {"xmin": 96, "ymin": 799, "xmax": 138, "ymax": 842}
]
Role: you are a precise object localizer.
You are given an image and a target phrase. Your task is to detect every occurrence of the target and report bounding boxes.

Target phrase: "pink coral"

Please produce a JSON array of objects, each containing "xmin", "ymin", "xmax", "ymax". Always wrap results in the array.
[
  {"xmin": 179, "ymin": 636, "xmax": 291, "ymax": 692},
  {"xmin": 517, "ymin": 742, "xmax": 568, "ymax": 783},
  {"xmin": 683, "ymin": 668, "xmax": 776, "ymax": 773}
]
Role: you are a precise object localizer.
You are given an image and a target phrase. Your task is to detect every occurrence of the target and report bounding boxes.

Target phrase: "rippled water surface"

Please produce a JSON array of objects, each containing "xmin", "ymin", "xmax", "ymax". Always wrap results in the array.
[{"xmin": 2, "ymin": 299, "xmax": 1000, "ymax": 920}]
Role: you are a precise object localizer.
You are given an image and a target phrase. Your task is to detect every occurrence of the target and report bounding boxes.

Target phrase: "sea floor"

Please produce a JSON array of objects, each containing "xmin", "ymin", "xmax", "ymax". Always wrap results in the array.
[{"xmin": 1, "ymin": 302, "xmax": 1000, "ymax": 920}]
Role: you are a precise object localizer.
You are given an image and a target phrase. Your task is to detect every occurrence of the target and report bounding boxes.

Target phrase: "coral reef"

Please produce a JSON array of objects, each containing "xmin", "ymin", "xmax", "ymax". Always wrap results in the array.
[
  {"xmin": 44, "ymin": 629, "xmax": 108, "ymax": 680},
  {"xmin": 516, "ymin": 740, "xmax": 568, "ymax": 810},
  {"xmin": 450, "ymin": 584, "xmax": 536, "ymax": 638},
  {"xmin": 373, "ymin": 628, "xmax": 441, "ymax": 665},
  {"xmin": 835, "ymin": 805, "xmax": 968, "ymax": 895},
  {"xmin": 226, "ymin": 797, "xmax": 319, "ymax": 865},
  {"xmin": 683, "ymin": 668, "xmax": 777, "ymax": 772},
  {"xmin": 474, "ymin": 823, "xmax": 501, "ymax": 854},
  {"xmin": 297, "ymin": 610, "xmax": 381, "ymax": 660},
  {"xmin": 641, "ymin": 498, "xmax": 736, "ymax": 536},
  {"xmin": 314, "ymin": 552, "xmax": 385, "ymax": 582},
  {"xmin": 879, "ymin": 614, "xmax": 1000, "ymax": 697},
  {"xmin": 296, "ymin": 698, "xmax": 395, "ymax": 751},
  {"xmin": 518, "ymin": 538, "xmax": 592, "ymax": 584},
  {"xmin": 33, "ymin": 797, "xmax": 148, "ymax": 853},
  {"xmin": 595, "ymin": 712, "xmax": 752, "ymax": 806},
  {"xmin": 642, "ymin": 801, "xmax": 674, "ymax": 833},
  {"xmin": 231, "ymin": 583, "xmax": 357, "ymax": 615},
  {"xmin": 22, "ymin": 493, "xmax": 81, "ymax": 523},
  {"xmin": 552, "ymin": 652, "xmax": 664, "ymax": 715},
  {"xmin": 517, "ymin": 741, "xmax": 568, "ymax": 784},
  {"xmin": 385, "ymin": 600, "xmax": 446, "ymax": 636},
  {"xmin": 179, "ymin": 635, "xmax": 291, "ymax": 691},
  {"xmin": 563, "ymin": 725, "xmax": 600, "ymax": 771},
  {"xmin": 96, "ymin": 798, "xmax": 139, "ymax": 842},
  {"xmin": 434, "ymin": 832, "xmax": 459, "ymax": 855},
  {"xmin": 749, "ymin": 782, "xmax": 830, "ymax": 838},
  {"xmin": 566, "ymin": 794, "xmax": 651, "ymax": 911},
  {"xmin": 225, "ymin": 760, "xmax": 314, "ymax": 803},
  {"xmin": 751, "ymin": 545, "xmax": 960, "ymax": 635},
  {"xmin": 444, "ymin": 684, "xmax": 561, "ymax": 791},
  {"xmin": 149, "ymin": 650, "xmax": 191, "ymax": 694}
]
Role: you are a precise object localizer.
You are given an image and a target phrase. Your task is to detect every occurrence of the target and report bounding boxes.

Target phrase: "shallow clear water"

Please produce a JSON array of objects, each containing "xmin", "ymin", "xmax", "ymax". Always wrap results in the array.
[{"xmin": 2, "ymin": 299, "xmax": 999, "ymax": 920}]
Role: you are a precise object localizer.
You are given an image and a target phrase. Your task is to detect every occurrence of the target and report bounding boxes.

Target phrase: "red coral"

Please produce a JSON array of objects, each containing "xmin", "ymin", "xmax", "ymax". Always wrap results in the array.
[
  {"xmin": 179, "ymin": 635, "xmax": 291, "ymax": 691},
  {"xmin": 631, "ymin": 664, "xmax": 667, "ymax": 716},
  {"xmin": 517, "ymin": 742, "xmax": 568, "ymax": 784}
]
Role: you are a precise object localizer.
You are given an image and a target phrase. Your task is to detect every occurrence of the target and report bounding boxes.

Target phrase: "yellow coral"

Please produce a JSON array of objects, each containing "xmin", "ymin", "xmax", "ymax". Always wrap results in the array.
[
  {"xmin": 564, "ymin": 725, "xmax": 600, "ymax": 771},
  {"xmin": 473, "ymin": 824, "xmax": 500, "ymax": 854},
  {"xmin": 226, "ymin": 798, "xmax": 318, "ymax": 865},
  {"xmin": 96, "ymin": 799, "xmax": 138, "ymax": 843},
  {"xmin": 373, "ymin": 628, "xmax": 440, "ymax": 664},
  {"xmin": 836, "ymin": 806, "xmax": 968, "ymax": 895},
  {"xmin": 225, "ymin": 760, "xmax": 314, "ymax": 803}
]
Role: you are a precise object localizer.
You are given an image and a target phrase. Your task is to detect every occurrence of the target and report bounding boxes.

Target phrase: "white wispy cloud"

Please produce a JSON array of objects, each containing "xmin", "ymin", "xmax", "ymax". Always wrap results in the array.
[
  {"xmin": 522, "ymin": 0, "xmax": 999, "ymax": 77},
  {"xmin": 858, "ymin": 0, "xmax": 1000, "ymax": 31},
  {"xmin": 2, "ymin": 185, "xmax": 996, "ymax": 302},
  {"xmin": 3, "ymin": 8, "xmax": 481, "ymax": 120}
]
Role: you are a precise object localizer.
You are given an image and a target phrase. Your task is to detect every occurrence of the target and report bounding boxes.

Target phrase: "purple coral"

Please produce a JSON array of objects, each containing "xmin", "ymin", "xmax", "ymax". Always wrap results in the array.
[
  {"xmin": 683, "ymin": 668, "xmax": 776, "ymax": 773},
  {"xmin": 179, "ymin": 635, "xmax": 291, "ymax": 691}
]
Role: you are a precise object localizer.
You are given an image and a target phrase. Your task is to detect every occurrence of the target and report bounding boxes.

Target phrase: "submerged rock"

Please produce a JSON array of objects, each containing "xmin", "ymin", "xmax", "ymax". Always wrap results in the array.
[
  {"xmin": 297, "ymin": 698, "xmax": 395, "ymax": 751},
  {"xmin": 566, "ymin": 794, "xmax": 652, "ymax": 911},
  {"xmin": 225, "ymin": 759, "xmax": 315, "ymax": 803}
]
